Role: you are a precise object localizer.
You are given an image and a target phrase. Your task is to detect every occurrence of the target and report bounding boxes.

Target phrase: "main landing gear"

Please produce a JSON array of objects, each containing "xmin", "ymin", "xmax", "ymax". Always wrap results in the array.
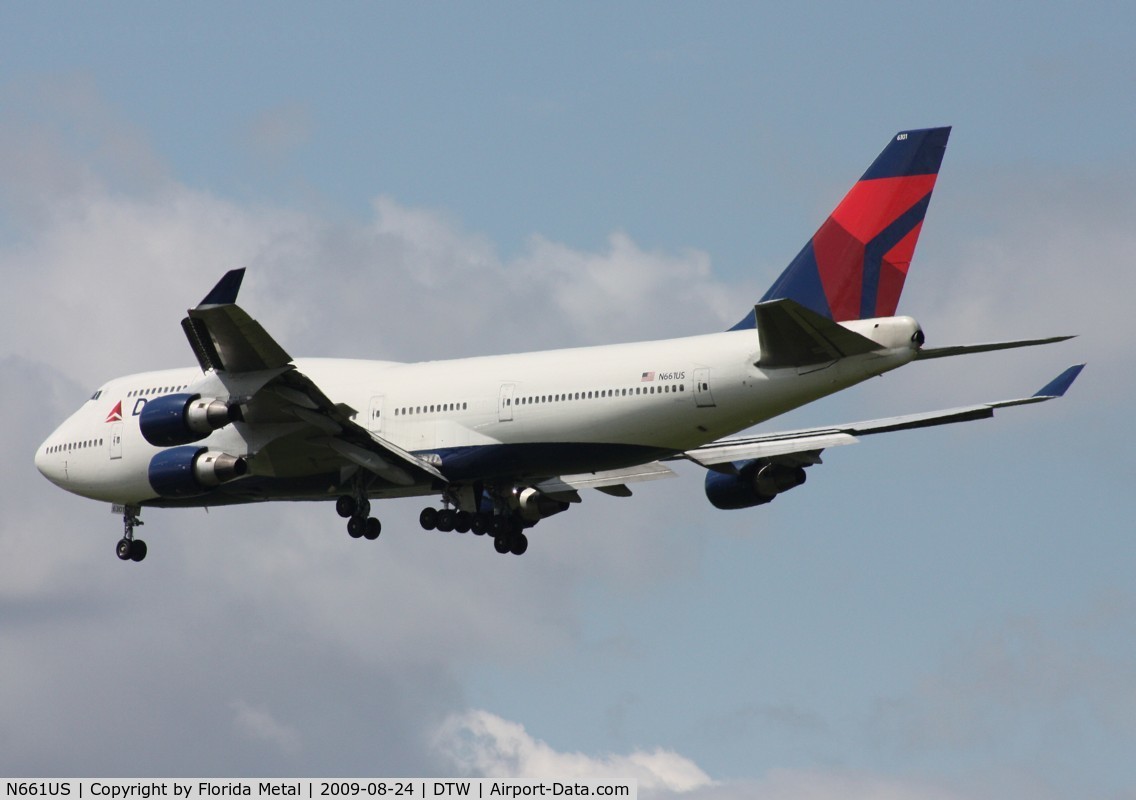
[
  {"xmin": 335, "ymin": 493, "xmax": 382, "ymax": 541},
  {"xmin": 116, "ymin": 505, "xmax": 147, "ymax": 562},
  {"xmin": 418, "ymin": 507, "xmax": 530, "ymax": 556}
]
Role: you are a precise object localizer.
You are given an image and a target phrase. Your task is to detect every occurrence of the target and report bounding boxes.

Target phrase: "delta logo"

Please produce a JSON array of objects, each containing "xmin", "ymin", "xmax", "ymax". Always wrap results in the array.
[{"xmin": 105, "ymin": 401, "xmax": 123, "ymax": 423}]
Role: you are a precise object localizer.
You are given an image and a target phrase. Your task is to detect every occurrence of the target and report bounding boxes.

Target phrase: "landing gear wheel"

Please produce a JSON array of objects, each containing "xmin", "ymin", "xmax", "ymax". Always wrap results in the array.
[
  {"xmin": 347, "ymin": 517, "xmax": 365, "ymax": 538},
  {"xmin": 419, "ymin": 507, "xmax": 438, "ymax": 530},
  {"xmin": 130, "ymin": 539, "xmax": 148, "ymax": 561},
  {"xmin": 509, "ymin": 533, "xmax": 528, "ymax": 556},
  {"xmin": 470, "ymin": 514, "xmax": 488, "ymax": 536},
  {"xmin": 363, "ymin": 517, "xmax": 382, "ymax": 540},
  {"xmin": 490, "ymin": 516, "xmax": 505, "ymax": 536},
  {"xmin": 493, "ymin": 536, "xmax": 511, "ymax": 554},
  {"xmin": 116, "ymin": 538, "xmax": 133, "ymax": 561},
  {"xmin": 454, "ymin": 511, "xmax": 472, "ymax": 534},
  {"xmin": 436, "ymin": 509, "xmax": 456, "ymax": 532},
  {"xmin": 336, "ymin": 495, "xmax": 356, "ymax": 518}
]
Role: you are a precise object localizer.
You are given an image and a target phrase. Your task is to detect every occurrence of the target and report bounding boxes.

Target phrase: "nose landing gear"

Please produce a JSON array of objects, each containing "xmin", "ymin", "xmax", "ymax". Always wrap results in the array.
[{"xmin": 115, "ymin": 505, "xmax": 147, "ymax": 562}]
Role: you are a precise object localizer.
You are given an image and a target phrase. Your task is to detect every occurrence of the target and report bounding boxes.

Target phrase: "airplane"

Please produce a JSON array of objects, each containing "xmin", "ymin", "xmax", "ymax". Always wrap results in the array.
[{"xmin": 35, "ymin": 126, "xmax": 1083, "ymax": 562}]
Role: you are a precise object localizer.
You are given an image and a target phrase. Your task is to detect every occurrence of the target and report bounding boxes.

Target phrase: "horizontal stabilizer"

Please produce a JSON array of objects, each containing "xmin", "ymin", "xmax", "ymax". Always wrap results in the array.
[
  {"xmin": 755, "ymin": 299, "xmax": 880, "ymax": 368},
  {"xmin": 916, "ymin": 335, "xmax": 1074, "ymax": 360}
]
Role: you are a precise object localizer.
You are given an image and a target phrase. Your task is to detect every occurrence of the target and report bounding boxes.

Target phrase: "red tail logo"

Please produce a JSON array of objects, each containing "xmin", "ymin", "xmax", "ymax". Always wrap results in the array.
[{"xmin": 105, "ymin": 401, "xmax": 123, "ymax": 423}]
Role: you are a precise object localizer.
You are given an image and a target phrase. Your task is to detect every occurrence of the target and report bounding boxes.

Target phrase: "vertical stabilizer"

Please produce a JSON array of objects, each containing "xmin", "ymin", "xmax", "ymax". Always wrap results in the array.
[{"xmin": 733, "ymin": 127, "xmax": 950, "ymax": 329}]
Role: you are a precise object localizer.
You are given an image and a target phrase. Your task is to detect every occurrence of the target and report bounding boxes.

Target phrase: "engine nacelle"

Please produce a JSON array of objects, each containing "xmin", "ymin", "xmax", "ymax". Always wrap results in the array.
[
  {"xmin": 140, "ymin": 393, "xmax": 236, "ymax": 447},
  {"xmin": 516, "ymin": 487, "xmax": 569, "ymax": 522},
  {"xmin": 148, "ymin": 445, "xmax": 248, "ymax": 498},
  {"xmin": 704, "ymin": 461, "xmax": 807, "ymax": 510}
]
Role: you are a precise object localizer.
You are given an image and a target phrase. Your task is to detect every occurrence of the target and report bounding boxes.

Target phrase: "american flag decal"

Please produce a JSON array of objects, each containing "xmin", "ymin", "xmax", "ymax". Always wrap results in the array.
[{"xmin": 641, "ymin": 371, "xmax": 655, "ymax": 382}]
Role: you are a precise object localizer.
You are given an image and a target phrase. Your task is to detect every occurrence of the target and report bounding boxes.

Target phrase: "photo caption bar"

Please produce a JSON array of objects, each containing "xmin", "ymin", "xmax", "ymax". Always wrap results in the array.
[{"xmin": 1, "ymin": 780, "xmax": 636, "ymax": 800}]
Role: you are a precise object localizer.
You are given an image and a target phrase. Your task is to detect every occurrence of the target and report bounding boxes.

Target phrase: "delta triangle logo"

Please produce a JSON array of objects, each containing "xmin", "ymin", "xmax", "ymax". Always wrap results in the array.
[{"xmin": 105, "ymin": 401, "xmax": 123, "ymax": 423}]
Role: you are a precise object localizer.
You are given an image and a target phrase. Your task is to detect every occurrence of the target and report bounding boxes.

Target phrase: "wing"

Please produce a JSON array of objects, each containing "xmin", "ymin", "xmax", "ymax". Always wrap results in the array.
[
  {"xmin": 679, "ymin": 364, "xmax": 1085, "ymax": 472},
  {"xmin": 183, "ymin": 269, "xmax": 446, "ymax": 489}
]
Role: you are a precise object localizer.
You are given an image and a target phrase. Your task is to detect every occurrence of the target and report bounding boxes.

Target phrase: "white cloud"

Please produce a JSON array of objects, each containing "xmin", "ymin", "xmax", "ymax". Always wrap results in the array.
[
  {"xmin": 670, "ymin": 770, "xmax": 972, "ymax": 800},
  {"xmin": 432, "ymin": 710, "xmax": 984, "ymax": 800},
  {"xmin": 434, "ymin": 709, "xmax": 714, "ymax": 793},
  {"xmin": 231, "ymin": 699, "xmax": 303, "ymax": 755}
]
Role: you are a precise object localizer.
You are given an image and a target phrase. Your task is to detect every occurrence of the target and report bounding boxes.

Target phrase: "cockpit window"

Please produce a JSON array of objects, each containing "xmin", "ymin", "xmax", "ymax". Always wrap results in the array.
[{"xmin": 90, "ymin": 390, "xmax": 103, "ymax": 401}]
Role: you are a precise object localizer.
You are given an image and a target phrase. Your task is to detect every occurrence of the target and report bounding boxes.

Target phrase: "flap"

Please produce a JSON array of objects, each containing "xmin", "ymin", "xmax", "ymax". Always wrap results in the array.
[{"xmin": 681, "ymin": 432, "xmax": 858, "ymax": 468}]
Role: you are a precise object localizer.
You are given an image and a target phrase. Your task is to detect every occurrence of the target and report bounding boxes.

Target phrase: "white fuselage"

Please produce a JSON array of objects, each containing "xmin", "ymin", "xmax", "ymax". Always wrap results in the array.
[{"xmin": 35, "ymin": 317, "xmax": 920, "ymax": 507}]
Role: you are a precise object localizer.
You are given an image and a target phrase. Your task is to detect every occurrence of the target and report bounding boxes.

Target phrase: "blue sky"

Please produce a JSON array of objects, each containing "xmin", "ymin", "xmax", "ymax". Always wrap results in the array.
[{"xmin": 2, "ymin": 3, "xmax": 1134, "ymax": 798}]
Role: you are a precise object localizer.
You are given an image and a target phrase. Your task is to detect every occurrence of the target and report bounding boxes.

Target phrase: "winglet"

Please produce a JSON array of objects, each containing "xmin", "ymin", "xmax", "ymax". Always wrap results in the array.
[
  {"xmin": 1034, "ymin": 364, "xmax": 1085, "ymax": 398},
  {"xmin": 198, "ymin": 268, "xmax": 246, "ymax": 307}
]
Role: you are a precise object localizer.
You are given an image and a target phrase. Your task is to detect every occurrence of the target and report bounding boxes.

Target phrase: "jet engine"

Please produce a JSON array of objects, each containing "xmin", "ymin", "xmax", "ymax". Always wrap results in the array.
[
  {"xmin": 139, "ymin": 393, "xmax": 237, "ymax": 446},
  {"xmin": 148, "ymin": 445, "xmax": 248, "ymax": 498},
  {"xmin": 516, "ymin": 487, "xmax": 570, "ymax": 522},
  {"xmin": 704, "ymin": 460, "xmax": 807, "ymax": 510}
]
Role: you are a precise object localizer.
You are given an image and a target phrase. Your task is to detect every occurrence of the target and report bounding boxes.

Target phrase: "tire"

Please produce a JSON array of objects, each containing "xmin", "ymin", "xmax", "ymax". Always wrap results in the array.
[
  {"xmin": 419, "ymin": 507, "xmax": 438, "ymax": 530},
  {"xmin": 335, "ymin": 495, "xmax": 356, "ymax": 518},
  {"xmin": 347, "ymin": 517, "xmax": 365, "ymax": 538},
  {"xmin": 364, "ymin": 517, "xmax": 382, "ymax": 540},
  {"xmin": 130, "ymin": 539, "xmax": 148, "ymax": 562},
  {"xmin": 116, "ymin": 539, "xmax": 133, "ymax": 561},
  {"xmin": 436, "ymin": 509, "xmax": 455, "ymax": 532},
  {"xmin": 454, "ymin": 511, "xmax": 472, "ymax": 534}
]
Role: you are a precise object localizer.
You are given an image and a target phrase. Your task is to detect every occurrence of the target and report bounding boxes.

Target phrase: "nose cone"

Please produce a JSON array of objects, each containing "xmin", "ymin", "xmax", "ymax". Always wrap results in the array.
[{"xmin": 34, "ymin": 436, "xmax": 65, "ymax": 487}]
